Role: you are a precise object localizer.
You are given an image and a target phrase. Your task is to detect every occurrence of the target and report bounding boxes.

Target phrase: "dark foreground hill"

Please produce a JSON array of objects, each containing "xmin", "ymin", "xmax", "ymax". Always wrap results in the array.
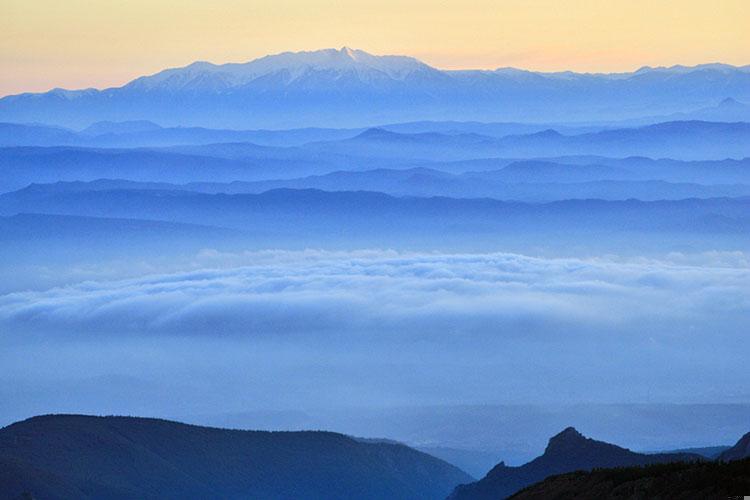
[
  {"xmin": 719, "ymin": 431, "xmax": 750, "ymax": 462},
  {"xmin": 448, "ymin": 427, "xmax": 702, "ymax": 500},
  {"xmin": 509, "ymin": 458, "xmax": 750, "ymax": 499},
  {"xmin": 0, "ymin": 414, "xmax": 472, "ymax": 500}
]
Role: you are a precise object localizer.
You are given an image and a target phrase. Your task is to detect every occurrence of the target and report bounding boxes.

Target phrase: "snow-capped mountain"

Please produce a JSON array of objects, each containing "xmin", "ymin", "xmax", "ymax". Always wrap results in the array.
[
  {"xmin": 125, "ymin": 47, "xmax": 442, "ymax": 91},
  {"xmin": 1, "ymin": 48, "xmax": 749, "ymax": 128}
]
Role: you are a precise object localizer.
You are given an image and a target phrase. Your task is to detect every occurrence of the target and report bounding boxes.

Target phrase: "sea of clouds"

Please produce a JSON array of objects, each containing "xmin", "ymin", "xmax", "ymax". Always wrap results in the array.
[
  {"xmin": 1, "ymin": 249, "xmax": 748, "ymax": 422},
  {"xmin": 1, "ymin": 249, "xmax": 748, "ymax": 339}
]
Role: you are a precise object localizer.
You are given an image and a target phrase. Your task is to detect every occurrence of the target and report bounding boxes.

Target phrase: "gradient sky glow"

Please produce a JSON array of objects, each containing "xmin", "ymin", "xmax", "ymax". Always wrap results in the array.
[{"xmin": 2, "ymin": 0, "xmax": 749, "ymax": 96}]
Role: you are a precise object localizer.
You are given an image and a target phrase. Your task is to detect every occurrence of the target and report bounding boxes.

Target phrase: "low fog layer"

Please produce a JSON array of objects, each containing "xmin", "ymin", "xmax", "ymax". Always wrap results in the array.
[{"xmin": 2, "ymin": 250, "xmax": 747, "ymax": 430}]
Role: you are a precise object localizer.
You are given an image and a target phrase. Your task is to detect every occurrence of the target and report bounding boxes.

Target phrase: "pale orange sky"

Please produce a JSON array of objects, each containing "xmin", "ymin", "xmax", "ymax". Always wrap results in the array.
[{"xmin": 1, "ymin": 0, "xmax": 748, "ymax": 96}]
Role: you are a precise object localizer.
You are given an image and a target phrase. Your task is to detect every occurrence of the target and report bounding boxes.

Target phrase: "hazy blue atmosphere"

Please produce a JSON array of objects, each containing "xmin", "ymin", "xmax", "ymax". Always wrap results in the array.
[{"xmin": 1, "ymin": 44, "xmax": 750, "ymax": 498}]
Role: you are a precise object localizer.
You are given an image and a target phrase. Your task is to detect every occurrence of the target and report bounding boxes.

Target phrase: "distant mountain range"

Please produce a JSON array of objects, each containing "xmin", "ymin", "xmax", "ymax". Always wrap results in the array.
[
  {"xmin": 448, "ymin": 427, "xmax": 704, "ymax": 499},
  {"xmin": 1, "ymin": 184, "xmax": 748, "ymax": 260},
  {"xmin": 3, "ymin": 184, "xmax": 748, "ymax": 236},
  {"xmin": 1, "ymin": 48, "xmax": 749, "ymax": 128},
  {"xmin": 308, "ymin": 121, "xmax": 750, "ymax": 161},
  {"xmin": 651, "ymin": 96, "xmax": 750, "ymax": 123},
  {"xmin": 0, "ymin": 414, "xmax": 471, "ymax": 500},
  {"xmin": 9, "ymin": 172, "xmax": 750, "ymax": 203},
  {"xmin": 2, "ymin": 119, "xmax": 749, "ymax": 162}
]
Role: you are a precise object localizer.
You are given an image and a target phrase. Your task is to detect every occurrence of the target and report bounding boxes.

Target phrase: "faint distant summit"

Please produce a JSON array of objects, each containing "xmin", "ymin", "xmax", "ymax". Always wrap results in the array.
[
  {"xmin": 634, "ymin": 63, "xmax": 750, "ymax": 74},
  {"xmin": 81, "ymin": 120, "xmax": 161, "ymax": 136}
]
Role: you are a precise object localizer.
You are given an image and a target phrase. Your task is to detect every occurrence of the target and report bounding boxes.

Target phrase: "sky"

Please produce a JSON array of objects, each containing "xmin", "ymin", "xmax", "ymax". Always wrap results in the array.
[{"xmin": 1, "ymin": 0, "xmax": 749, "ymax": 96}]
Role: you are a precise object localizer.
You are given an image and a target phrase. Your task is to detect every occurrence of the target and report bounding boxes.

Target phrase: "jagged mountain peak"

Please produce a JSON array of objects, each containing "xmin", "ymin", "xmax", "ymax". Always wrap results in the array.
[
  {"xmin": 449, "ymin": 427, "xmax": 705, "ymax": 500},
  {"xmin": 552, "ymin": 426, "xmax": 584, "ymax": 440},
  {"xmin": 543, "ymin": 426, "xmax": 592, "ymax": 454}
]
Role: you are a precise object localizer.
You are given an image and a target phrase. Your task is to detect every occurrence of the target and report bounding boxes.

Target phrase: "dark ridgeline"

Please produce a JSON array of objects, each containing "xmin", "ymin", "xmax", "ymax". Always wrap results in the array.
[
  {"xmin": 508, "ymin": 458, "xmax": 750, "ymax": 499},
  {"xmin": 0, "ymin": 414, "xmax": 472, "ymax": 500},
  {"xmin": 447, "ymin": 427, "xmax": 703, "ymax": 500}
]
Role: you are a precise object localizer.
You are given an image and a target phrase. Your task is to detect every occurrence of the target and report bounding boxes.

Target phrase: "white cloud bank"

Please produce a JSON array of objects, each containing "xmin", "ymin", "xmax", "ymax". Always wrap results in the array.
[
  {"xmin": 1, "ymin": 250, "xmax": 747, "ymax": 340},
  {"xmin": 2, "ymin": 249, "xmax": 749, "ymax": 413}
]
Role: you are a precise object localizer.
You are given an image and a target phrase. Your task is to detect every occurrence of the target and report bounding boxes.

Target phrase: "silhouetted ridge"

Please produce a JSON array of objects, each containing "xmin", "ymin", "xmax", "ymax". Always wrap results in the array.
[
  {"xmin": 719, "ymin": 431, "xmax": 750, "ymax": 461},
  {"xmin": 448, "ymin": 427, "xmax": 702, "ymax": 500},
  {"xmin": 0, "ymin": 414, "xmax": 471, "ymax": 500}
]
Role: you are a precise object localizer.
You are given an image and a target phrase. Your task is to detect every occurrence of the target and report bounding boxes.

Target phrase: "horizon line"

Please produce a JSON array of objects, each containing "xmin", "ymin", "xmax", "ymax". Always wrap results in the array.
[{"xmin": 2, "ymin": 47, "xmax": 749, "ymax": 98}]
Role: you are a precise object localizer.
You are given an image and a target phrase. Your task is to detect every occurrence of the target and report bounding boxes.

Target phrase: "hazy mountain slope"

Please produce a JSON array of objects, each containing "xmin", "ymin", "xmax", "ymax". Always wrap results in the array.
[
  {"xmin": 652, "ymin": 446, "xmax": 730, "ymax": 459},
  {"xmin": 0, "ymin": 414, "xmax": 471, "ymax": 500},
  {"xmin": 2, "ymin": 186, "xmax": 748, "ymax": 235},
  {"xmin": 85, "ymin": 125, "xmax": 362, "ymax": 148},
  {"xmin": 305, "ymin": 128, "xmax": 501, "ymax": 161},
  {"xmin": 225, "ymin": 172, "xmax": 750, "ymax": 201},
  {"xmin": 719, "ymin": 432, "xmax": 750, "ymax": 461},
  {"xmin": 0, "ymin": 213, "xmax": 248, "ymax": 294},
  {"xmin": 0, "ymin": 123, "xmax": 78, "ymax": 146},
  {"xmin": 592, "ymin": 156, "xmax": 750, "ymax": 183},
  {"xmin": 80, "ymin": 119, "xmax": 162, "ymax": 135},
  {"xmin": 469, "ymin": 160, "xmax": 635, "ymax": 182},
  {"xmin": 417, "ymin": 447, "xmax": 502, "ymax": 479},
  {"xmin": 19, "ymin": 174, "xmax": 750, "ymax": 203},
  {"xmin": 0, "ymin": 213, "xmax": 241, "ymax": 272},
  {"xmin": 448, "ymin": 427, "xmax": 703, "ymax": 500},
  {"xmin": 0, "ymin": 147, "xmax": 260, "ymax": 191},
  {"xmin": 1, "ymin": 187, "xmax": 748, "ymax": 255},
  {"xmin": 309, "ymin": 121, "xmax": 750, "ymax": 161},
  {"xmin": 558, "ymin": 120, "xmax": 750, "ymax": 160},
  {"xmin": 379, "ymin": 121, "xmax": 606, "ymax": 137},
  {"xmin": 1, "ymin": 49, "xmax": 749, "ymax": 128},
  {"xmin": 0, "ymin": 145, "xmax": 379, "ymax": 192},
  {"xmin": 0, "ymin": 120, "xmax": 604, "ymax": 149},
  {"xmin": 3, "ymin": 134, "xmax": 749, "ymax": 193},
  {"xmin": 0, "ymin": 212, "xmax": 238, "ymax": 245},
  {"xmin": 194, "ymin": 404, "xmax": 750, "ymax": 471},
  {"xmin": 398, "ymin": 152, "xmax": 750, "ymax": 182},
  {"xmin": 508, "ymin": 458, "xmax": 750, "ymax": 499},
  {"xmin": 649, "ymin": 97, "xmax": 750, "ymax": 123}
]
